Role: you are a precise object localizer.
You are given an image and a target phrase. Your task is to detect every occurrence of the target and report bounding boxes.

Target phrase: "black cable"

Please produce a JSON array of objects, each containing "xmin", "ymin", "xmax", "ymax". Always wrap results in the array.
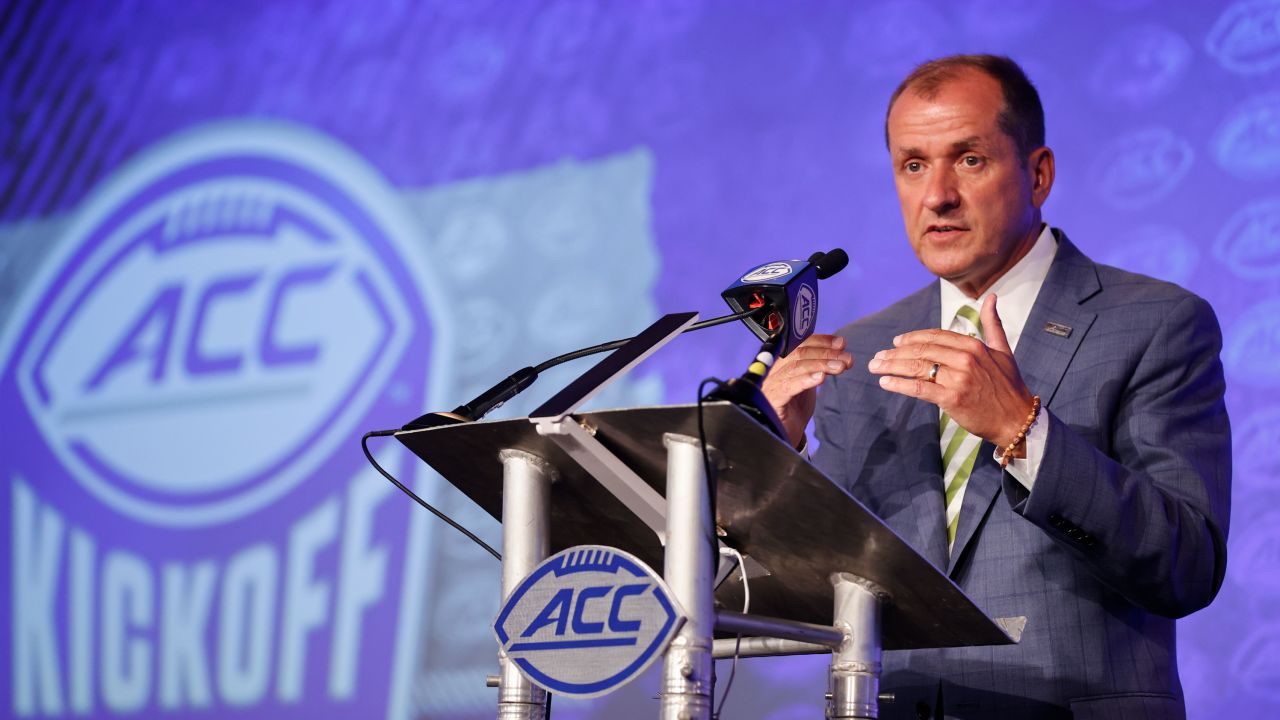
[
  {"xmin": 362, "ymin": 430, "xmax": 501, "ymax": 561},
  {"xmin": 697, "ymin": 378, "xmax": 728, "ymax": 578},
  {"xmin": 533, "ymin": 309, "xmax": 758, "ymax": 374},
  {"xmin": 698, "ymin": 377, "xmax": 730, "ymax": 719}
]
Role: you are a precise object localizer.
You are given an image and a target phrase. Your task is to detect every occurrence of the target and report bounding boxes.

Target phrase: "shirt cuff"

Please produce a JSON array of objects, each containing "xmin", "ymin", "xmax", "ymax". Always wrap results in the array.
[{"xmin": 994, "ymin": 411, "xmax": 1047, "ymax": 491}]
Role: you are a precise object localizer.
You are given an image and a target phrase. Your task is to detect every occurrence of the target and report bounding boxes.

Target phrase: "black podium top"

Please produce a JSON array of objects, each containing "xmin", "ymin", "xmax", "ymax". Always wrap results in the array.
[{"xmin": 397, "ymin": 402, "xmax": 1014, "ymax": 650}]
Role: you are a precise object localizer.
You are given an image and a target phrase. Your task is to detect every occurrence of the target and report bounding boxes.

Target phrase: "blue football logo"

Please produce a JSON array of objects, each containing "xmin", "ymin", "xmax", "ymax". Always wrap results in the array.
[
  {"xmin": 1232, "ymin": 407, "xmax": 1280, "ymax": 493},
  {"xmin": 1090, "ymin": 127, "xmax": 1193, "ymax": 209},
  {"xmin": 12, "ymin": 122, "xmax": 423, "ymax": 527},
  {"xmin": 1089, "ymin": 24, "xmax": 1190, "ymax": 105},
  {"xmin": 1213, "ymin": 198, "xmax": 1280, "ymax": 279},
  {"xmin": 1103, "ymin": 225, "xmax": 1199, "ymax": 285},
  {"xmin": 493, "ymin": 546, "xmax": 683, "ymax": 697},
  {"xmin": 1231, "ymin": 622, "xmax": 1280, "ymax": 703},
  {"xmin": 1207, "ymin": 0, "xmax": 1280, "ymax": 76},
  {"xmin": 1224, "ymin": 297, "xmax": 1280, "ymax": 388},
  {"xmin": 1213, "ymin": 92, "xmax": 1280, "ymax": 180}
]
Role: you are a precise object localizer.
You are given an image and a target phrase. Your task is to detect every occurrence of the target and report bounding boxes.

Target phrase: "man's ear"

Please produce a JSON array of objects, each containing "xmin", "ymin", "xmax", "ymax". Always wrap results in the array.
[{"xmin": 1029, "ymin": 146, "xmax": 1055, "ymax": 208}]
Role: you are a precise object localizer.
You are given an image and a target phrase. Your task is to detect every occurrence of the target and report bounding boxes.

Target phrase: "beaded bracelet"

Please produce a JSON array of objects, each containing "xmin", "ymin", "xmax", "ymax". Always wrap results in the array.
[{"xmin": 999, "ymin": 395, "xmax": 1041, "ymax": 468}]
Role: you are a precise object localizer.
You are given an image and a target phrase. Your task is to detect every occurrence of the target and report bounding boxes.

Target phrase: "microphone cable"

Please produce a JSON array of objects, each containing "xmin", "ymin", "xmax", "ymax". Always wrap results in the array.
[
  {"xmin": 361, "ymin": 433, "xmax": 549, "ymax": 716},
  {"xmin": 362, "ymin": 429, "xmax": 501, "ymax": 561}
]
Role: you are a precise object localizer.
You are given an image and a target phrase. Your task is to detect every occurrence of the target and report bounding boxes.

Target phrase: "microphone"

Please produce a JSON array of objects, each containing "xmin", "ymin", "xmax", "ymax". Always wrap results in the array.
[
  {"xmin": 704, "ymin": 248, "xmax": 849, "ymax": 441},
  {"xmin": 399, "ymin": 249, "xmax": 849, "ymax": 432},
  {"xmin": 813, "ymin": 247, "xmax": 849, "ymax": 279},
  {"xmin": 720, "ymin": 248, "xmax": 848, "ymax": 358}
]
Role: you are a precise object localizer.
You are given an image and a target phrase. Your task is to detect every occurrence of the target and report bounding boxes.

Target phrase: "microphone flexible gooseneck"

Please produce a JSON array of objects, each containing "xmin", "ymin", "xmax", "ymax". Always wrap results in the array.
[{"xmin": 401, "ymin": 307, "xmax": 761, "ymax": 429}]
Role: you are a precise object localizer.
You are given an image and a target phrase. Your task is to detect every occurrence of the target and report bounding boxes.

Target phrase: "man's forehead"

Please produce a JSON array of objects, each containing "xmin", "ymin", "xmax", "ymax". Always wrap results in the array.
[
  {"xmin": 893, "ymin": 135, "xmax": 987, "ymax": 159},
  {"xmin": 887, "ymin": 76, "xmax": 1006, "ymax": 153}
]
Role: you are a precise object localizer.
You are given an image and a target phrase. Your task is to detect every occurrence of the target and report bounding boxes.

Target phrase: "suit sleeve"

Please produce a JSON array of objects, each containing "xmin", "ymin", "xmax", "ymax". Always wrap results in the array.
[
  {"xmin": 811, "ymin": 355, "xmax": 853, "ymax": 490},
  {"xmin": 1005, "ymin": 294, "xmax": 1231, "ymax": 618}
]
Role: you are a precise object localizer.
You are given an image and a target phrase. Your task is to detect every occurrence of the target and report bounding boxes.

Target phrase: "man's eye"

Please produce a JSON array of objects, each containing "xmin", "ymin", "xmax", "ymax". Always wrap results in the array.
[
  {"xmin": 905, "ymin": 161, "xmax": 923, "ymax": 172},
  {"xmin": 962, "ymin": 155, "xmax": 983, "ymax": 167}
]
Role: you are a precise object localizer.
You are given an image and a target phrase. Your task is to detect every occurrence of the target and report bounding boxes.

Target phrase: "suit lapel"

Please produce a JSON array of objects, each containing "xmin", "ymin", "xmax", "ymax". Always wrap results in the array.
[
  {"xmin": 1013, "ymin": 233, "xmax": 1099, "ymax": 408},
  {"xmin": 946, "ymin": 232, "xmax": 1099, "ymax": 574}
]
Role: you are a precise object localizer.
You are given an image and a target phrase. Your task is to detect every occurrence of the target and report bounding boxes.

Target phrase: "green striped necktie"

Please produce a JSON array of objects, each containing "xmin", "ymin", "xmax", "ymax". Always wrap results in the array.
[{"xmin": 941, "ymin": 304, "xmax": 983, "ymax": 550}]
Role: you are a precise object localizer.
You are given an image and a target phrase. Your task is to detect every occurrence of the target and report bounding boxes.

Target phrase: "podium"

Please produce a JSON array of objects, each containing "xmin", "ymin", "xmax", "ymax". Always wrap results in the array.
[{"xmin": 397, "ymin": 402, "xmax": 1021, "ymax": 719}]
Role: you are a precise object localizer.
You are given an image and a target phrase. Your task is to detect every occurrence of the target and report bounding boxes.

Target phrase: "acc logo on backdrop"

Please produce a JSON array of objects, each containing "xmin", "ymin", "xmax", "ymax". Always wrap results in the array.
[
  {"xmin": 7, "ymin": 122, "xmax": 439, "ymax": 527},
  {"xmin": 1090, "ymin": 127, "xmax": 1193, "ymax": 210},
  {"xmin": 1206, "ymin": 0, "xmax": 1280, "ymax": 76},
  {"xmin": 1213, "ymin": 92, "xmax": 1280, "ymax": 181},
  {"xmin": 493, "ymin": 545, "xmax": 683, "ymax": 697},
  {"xmin": 1089, "ymin": 24, "xmax": 1190, "ymax": 105},
  {"xmin": 1, "ymin": 121, "xmax": 445, "ymax": 717},
  {"xmin": 1227, "ymin": 508, "xmax": 1280, "ymax": 595},
  {"xmin": 1103, "ymin": 225, "xmax": 1198, "ymax": 285},
  {"xmin": 1224, "ymin": 297, "xmax": 1280, "ymax": 388},
  {"xmin": 1213, "ymin": 198, "xmax": 1280, "ymax": 279},
  {"xmin": 1232, "ymin": 407, "xmax": 1280, "ymax": 493},
  {"xmin": 1231, "ymin": 623, "xmax": 1280, "ymax": 702}
]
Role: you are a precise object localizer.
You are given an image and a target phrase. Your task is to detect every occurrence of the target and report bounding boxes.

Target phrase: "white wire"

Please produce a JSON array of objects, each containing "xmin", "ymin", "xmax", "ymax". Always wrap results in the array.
[
  {"xmin": 713, "ymin": 546, "xmax": 750, "ymax": 719},
  {"xmin": 726, "ymin": 547, "xmax": 749, "ymax": 614}
]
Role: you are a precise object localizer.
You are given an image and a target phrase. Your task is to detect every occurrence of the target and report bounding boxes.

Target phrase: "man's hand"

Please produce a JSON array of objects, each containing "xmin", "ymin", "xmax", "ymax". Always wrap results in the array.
[
  {"xmin": 761, "ymin": 334, "xmax": 853, "ymax": 449},
  {"xmin": 867, "ymin": 294, "xmax": 1035, "ymax": 448}
]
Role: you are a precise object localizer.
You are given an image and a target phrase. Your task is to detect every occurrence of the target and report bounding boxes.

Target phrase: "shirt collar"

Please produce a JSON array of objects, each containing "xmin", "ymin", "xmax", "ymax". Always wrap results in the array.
[{"xmin": 939, "ymin": 224, "xmax": 1058, "ymax": 351}]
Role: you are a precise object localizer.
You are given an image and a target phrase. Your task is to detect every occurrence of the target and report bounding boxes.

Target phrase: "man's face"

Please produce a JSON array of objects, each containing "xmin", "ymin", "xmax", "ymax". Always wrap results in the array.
[{"xmin": 886, "ymin": 69, "xmax": 1052, "ymax": 297}]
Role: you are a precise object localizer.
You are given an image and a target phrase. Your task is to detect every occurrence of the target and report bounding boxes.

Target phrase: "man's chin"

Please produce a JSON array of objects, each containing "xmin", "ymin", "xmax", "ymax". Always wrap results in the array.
[{"xmin": 917, "ymin": 254, "xmax": 974, "ymax": 282}]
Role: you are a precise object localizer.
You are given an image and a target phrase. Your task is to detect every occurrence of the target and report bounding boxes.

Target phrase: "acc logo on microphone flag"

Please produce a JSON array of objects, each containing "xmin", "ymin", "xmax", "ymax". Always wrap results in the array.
[
  {"xmin": 791, "ymin": 283, "xmax": 817, "ymax": 340},
  {"xmin": 493, "ymin": 545, "xmax": 684, "ymax": 698},
  {"xmin": 741, "ymin": 261, "xmax": 795, "ymax": 283},
  {"xmin": 1, "ymin": 121, "xmax": 444, "ymax": 717}
]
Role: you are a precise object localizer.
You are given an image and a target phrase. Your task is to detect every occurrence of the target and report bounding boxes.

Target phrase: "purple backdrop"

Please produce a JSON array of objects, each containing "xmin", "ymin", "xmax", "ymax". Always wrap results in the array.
[{"xmin": 2, "ymin": 1, "xmax": 1278, "ymax": 718}]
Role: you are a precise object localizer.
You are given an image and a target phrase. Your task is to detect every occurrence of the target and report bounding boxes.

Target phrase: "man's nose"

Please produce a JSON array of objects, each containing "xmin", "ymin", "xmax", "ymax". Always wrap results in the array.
[{"xmin": 923, "ymin": 168, "xmax": 960, "ymax": 214}]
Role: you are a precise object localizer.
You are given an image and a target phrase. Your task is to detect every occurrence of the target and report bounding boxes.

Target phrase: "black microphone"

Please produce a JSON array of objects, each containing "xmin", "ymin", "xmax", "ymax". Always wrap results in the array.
[
  {"xmin": 400, "ymin": 249, "xmax": 849, "ymax": 432},
  {"xmin": 704, "ymin": 248, "xmax": 849, "ymax": 441},
  {"xmin": 812, "ymin": 248, "xmax": 848, "ymax": 279},
  {"xmin": 720, "ymin": 248, "xmax": 848, "ymax": 358}
]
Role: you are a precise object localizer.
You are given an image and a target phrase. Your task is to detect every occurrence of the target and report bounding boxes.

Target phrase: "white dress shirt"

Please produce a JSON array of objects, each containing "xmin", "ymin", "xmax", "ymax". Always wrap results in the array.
[{"xmin": 938, "ymin": 224, "xmax": 1057, "ymax": 493}]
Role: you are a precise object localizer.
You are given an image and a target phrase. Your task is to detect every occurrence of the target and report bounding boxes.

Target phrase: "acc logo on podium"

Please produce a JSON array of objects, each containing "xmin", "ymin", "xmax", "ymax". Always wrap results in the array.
[{"xmin": 493, "ymin": 546, "xmax": 684, "ymax": 697}]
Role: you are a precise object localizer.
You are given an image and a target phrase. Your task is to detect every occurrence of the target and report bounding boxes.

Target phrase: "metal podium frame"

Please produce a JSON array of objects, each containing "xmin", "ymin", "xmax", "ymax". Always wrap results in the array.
[{"xmin": 397, "ymin": 403, "xmax": 1022, "ymax": 719}]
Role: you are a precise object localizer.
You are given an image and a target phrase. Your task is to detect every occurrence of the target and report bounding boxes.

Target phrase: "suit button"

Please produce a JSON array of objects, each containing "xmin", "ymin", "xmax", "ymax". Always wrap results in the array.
[
  {"xmin": 1048, "ymin": 514, "xmax": 1065, "ymax": 528},
  {"xmin": 1067, "ymin": 528, "xmax": 1084, "ymax": 540},
  {"xmin": 1083, "ymin": 535, "xmax": 1098, "ymax": 547},
  {"xmin": 915, "ymin": 701, "xmax": 932, "ymax": 719}
]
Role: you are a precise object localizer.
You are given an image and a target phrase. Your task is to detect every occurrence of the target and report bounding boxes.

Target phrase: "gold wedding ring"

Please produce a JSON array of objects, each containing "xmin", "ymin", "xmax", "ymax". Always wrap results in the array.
[{"xmin": 927, "ymin": 363, "xmax": 940, "ymax": 382}]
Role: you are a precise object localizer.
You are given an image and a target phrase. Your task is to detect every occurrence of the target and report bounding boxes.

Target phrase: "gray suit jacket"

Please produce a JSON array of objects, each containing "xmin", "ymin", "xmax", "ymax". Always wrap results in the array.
[{"xmin": 811, "ymin": 233, "xmax": 1231, "ymax": 720}]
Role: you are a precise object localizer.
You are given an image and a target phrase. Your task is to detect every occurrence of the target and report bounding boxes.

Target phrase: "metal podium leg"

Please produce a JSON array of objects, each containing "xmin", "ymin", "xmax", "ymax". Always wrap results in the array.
[
  {"xmin": 497, "ymin": 449, "xmax": 553, "ymax": 720},
  {"xmin": 660, "ymin": 434, "xmax": 715, "ymax": 720},
  {"xmin": 827, "ymin": 573, "xmax": 883, "ymax": 719}
]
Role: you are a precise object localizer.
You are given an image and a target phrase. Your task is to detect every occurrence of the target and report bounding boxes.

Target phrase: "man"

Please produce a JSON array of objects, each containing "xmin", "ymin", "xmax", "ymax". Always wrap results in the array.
[{"xmin": 763, "ymin": 55, "xmax": 1230, "ymax": 719}]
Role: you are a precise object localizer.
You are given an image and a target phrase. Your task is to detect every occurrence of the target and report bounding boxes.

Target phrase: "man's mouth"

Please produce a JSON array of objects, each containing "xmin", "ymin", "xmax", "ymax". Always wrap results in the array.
[{"xmin": 925, "ymin": 224, "xmax": 968, "ymax": 238}]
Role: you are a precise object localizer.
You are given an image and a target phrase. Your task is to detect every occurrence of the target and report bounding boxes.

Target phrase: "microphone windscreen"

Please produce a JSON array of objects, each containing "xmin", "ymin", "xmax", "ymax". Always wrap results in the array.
[{"xmin": 814, "ymin": 248, "xmax": 849, "ymax": 279}]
